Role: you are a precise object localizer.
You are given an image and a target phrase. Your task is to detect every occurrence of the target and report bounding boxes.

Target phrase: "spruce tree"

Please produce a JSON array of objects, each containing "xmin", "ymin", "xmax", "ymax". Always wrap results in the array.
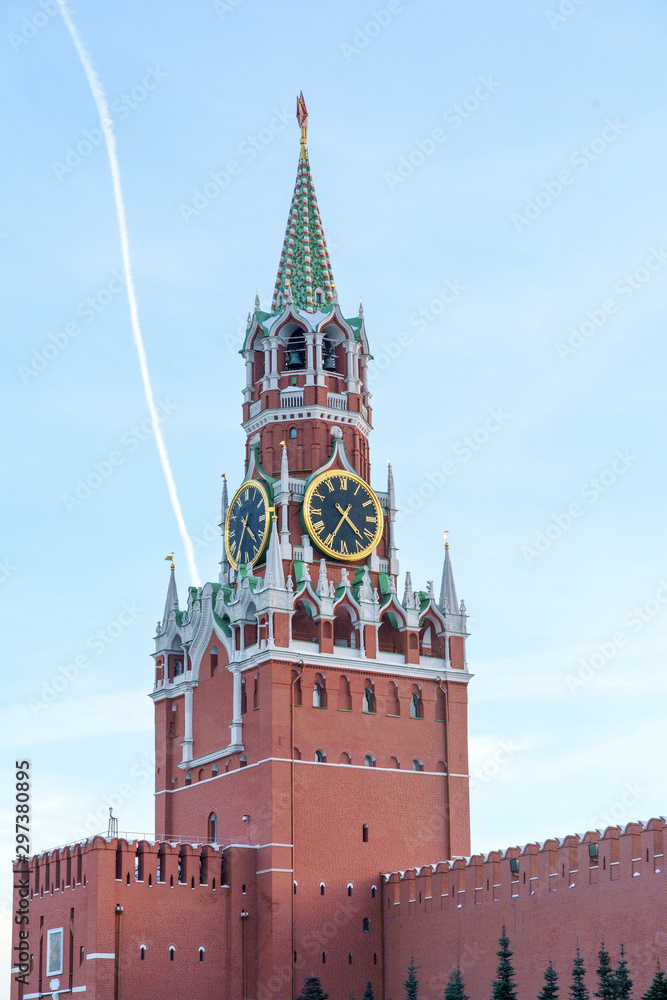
[
  {"xmin": 615, "ymin": 945, "xmax": 633, "ymax": 1000},
  {"xmin": 404, "ymin": 956, "xmax": 420, "ymax": 1000},
  {"xmin": 642, "ymin": 962, "xmax": 667, "ymax": 1000},
  {"xmin": 539, "ymin": 960, "xmax": 560, "ymax": 1000},
  {"xmin": 570, "ymin": 945, "xmax": 590, "ymax": 1000},
  {"xmin": 594, "ymin": 941, "xmax": 616, "ymax": 1000},
  {"xmin": 445, "ymin": 965, "xmax": 469, "ymax": 1000},
  {"xmin": 297, "ymin": 976, "xmax": 329, "ymax": 1000},
  {"xmin": 363, "ymin": 983, "xmax": 376, "ymax": 1000},
  {"xmin": 491, "ymin": 925, "xmax": 518, "ymax": 1000}
]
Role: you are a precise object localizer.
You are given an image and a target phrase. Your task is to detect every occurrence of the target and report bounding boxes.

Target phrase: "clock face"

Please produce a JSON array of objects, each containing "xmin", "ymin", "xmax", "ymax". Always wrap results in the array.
[
  {"xmin": 225, "ymin": 479, "xmax": 271, "ymax": 569},
  {"xmin": 303, "ymin": 470, "xmax": 383, "ymax": 562}
]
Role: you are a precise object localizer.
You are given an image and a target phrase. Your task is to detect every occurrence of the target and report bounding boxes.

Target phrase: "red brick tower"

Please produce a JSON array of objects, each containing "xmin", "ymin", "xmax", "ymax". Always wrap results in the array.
[{"xmin": 150, "ymin": 96, "xmax": 472, "ymax": 998}]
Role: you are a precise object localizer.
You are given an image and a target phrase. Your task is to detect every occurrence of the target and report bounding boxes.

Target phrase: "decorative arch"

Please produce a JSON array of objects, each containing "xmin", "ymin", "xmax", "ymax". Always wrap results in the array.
[
  {"xmin": 338, "ymin": 674, "xmax": 352, "ymax": 711},
  {"xmin": 333, "ymin": 603, "xmax": 358, "ymax": 649},
  {"xmin": 410, "ymin": 684, "xmax": 424, "ymax": 719},
  {"xmin": 313, "ymin": 672, "xmax": 327, "ymax": 708},
  {"xmin": 363, "ymin": 678, "xmax": 376, "ymax": 714},
  {"xmin": 292, "ymin": 599, "xmax": 317, "ymax": 643},
  {"xmin": 387, "ymin": 680, "xmax": 400, "ymax": 716}
]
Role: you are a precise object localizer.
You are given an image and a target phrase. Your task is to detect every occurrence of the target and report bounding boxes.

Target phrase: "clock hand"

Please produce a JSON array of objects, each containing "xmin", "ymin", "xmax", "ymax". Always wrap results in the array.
[
  {"xmin": 335, "ymin": 502, "xmax": 362, "ymax": 537},
  {"xmin": 236, "ymin": 517, "xmax": 248, "ymax": 559},
  {"xmin": 245, "ymin": 523, "xmax": 257, "ymax": 543},
  {"xmin": 330, "ymin": 504, "xmax": 352, "ymax": 541}
]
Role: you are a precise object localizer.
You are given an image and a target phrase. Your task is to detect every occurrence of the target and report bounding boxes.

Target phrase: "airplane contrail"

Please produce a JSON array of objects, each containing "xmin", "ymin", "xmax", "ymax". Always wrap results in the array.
[{"xmin": 56, "ymin": 0, "xmax": 201, "ymax": 587}]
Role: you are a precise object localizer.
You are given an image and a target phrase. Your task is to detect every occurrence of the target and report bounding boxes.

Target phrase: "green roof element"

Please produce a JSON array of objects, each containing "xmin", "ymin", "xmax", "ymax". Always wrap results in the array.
[{"xmin": 271, "ymin": 145, "xmax": 335, "ymax": 313}]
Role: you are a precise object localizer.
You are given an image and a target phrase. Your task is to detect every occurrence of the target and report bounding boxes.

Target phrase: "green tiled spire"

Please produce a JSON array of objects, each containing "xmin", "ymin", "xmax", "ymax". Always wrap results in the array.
[{"xmin": 271, "ymin": 95, "xmax": 335, "ymax": 314}]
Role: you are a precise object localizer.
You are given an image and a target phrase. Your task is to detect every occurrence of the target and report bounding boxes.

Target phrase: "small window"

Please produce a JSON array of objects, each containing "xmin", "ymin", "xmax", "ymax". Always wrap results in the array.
[
  {"xmin": 349, "ymin": 952, "xmax": 353, "ymax": 965},
  {"xmin": 313, "ymin": 683, "xmax": 323, "ymax": 708},
  {"xmin": 212, "ymin": 763, "xmax": 219, "ymax": 776},
  {"xmin": 320, "ymin": 882, "xmax": 325, "ymax": 895},
  {"xmin": 199, "ymin": 947, "xmax": 205, "ymax": 963},
  {"xmin": 363, "ymin": 917, "xmax": 370, "ymax": 932},
  {"xmin": 371, "ymin": 885, "xmax": 377, "ymax": 898},
  {"xmin": 347, "ymin": 883, "xmax": 353, "ymax": 897},
  {"xmin": 315, "ymin": 750, "xmax": 325, "ymax": 763},
  {"xmin": 169, "ymin": 947, "xmax": 175, "ymax": 962},
  {"xmin": 363, "ymin": 824, "xmax": 369, "ymax": 843},
  {"xmin": 412, "ymin": 759, "xmax": 423, "ymax": 772},
  {"xmin": 140, "ymin": 946, "xmax": 146, "ymax": 961},
  {"xmin": 364, "ymin": 755, "xmax": 375, "ymax": 768},
  {"xmin": 410, "ymin": 692, "xmax": 421, "ymax": 718},
  {"xmin": 294, "ymin": 882, "xmax": 297, "ymax": 895},
  {"xmin": 322, "ymin": 952, "xmax": 326, "ymax": 964},
  {"xmin": 208, "ymin": 813, "xmax": 217, "ymax": 842},
  {"xmin": 210, "ymin": 645, "xmax": 218, "ymax": 676},
  {"xmin": 289, "ymin": 427, "xmax": 297, "ymax": 439},
  {"xmin": 363, "ymin": 685, "xmax": 375, "ymax": 713},
  {"xmin": 240, "ymin": 755, "xmax": 247, "ymax": 767},
  {"xmin": 185, "ymin": 772, "xmax": 191, "ymax": 785}
]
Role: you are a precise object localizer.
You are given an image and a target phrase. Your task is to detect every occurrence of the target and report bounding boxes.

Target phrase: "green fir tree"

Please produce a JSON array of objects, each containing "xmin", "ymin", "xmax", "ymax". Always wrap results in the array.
[
  {"xmin": 594, "ymin": 941, "xmax": 616, "ymax": 1000},
  {"xmin": 642, "ymin": 962, "xmax": 667, "ymax": 1000},
  {"xmin": 539, "ymin": 960, "xmax": 560, "ymax": 1000},
  {"xmin": 296, "ymin": 976, "xmax": 329, "ymax": 1000},
  {"xmin": 569, "ymin": 946, "xmax": 590, "ymax": 1000},
  {"xmin": 445, "ymin": 965, "xmax": 469, "ymax": 1000},
  {"xmin": 363, "ymin": 983, "xmax": 376, "ymax": 1000},
  {"xmin": 615, "ymin": 945, "xmax": 633, "ymax": 1000},
  {"xmin": 491, "ymin": 925, "xmax": 518, "ymax": 1000},
  {"xmin": 404, "ymin": 956, "xmax": 420, "ymax": 1000}
]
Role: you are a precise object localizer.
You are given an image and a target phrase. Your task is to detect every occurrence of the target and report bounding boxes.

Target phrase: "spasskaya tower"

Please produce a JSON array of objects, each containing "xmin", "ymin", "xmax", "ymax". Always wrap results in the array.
[{"xmin": 149, "ymin": 93, "xmax": 473, "ymax": 1000}]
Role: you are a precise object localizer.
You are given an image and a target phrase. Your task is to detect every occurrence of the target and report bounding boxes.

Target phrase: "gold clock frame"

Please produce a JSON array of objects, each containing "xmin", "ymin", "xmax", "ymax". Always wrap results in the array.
[
  {"xmin": 303, "ymin": 469, "xmax": 383, "ymax": 562},
  {"xmin": 225, "ymin": 478, "xmax": 272, "ymax": 569}
]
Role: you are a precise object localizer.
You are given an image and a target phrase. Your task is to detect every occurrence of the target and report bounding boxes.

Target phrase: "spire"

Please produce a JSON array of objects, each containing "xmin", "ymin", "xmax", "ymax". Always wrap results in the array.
[
  {"xmin": 162, "ymin": 556, "xmax": 179, "ymax": 624},
  {"xmin": 439, "ymin": 533, "xmax": 459, "ymax": 614},
  {"xmin": 271, "ymin": 94, "xmax": 335, "ymax": 314},
  {"xmin": 254, "ymin": 289, "xmax": 260, "ymax": 311},
  {"xmin": 219, "ymin": 475, "xmax": 229, "ymax": 584},
  {"xmin": 264, "ymin": 515, "xmax": 285, "ymax": 590}
]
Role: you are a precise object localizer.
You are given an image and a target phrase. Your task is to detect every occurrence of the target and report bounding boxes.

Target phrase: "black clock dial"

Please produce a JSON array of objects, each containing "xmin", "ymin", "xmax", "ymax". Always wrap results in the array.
[
  {"xmin": 303, "ymin": 470, "xmax": 383, "ymax": 561},
  {"xmin": 225, "ymin": 480, "xmax": 271, "ymax": 569}
]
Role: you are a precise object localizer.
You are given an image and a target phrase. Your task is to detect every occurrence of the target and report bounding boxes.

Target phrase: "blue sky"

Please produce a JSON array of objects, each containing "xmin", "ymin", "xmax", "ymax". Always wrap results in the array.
[{"xmin": 2, "ymin": 0, "xmax": 667, "ymax": 980}]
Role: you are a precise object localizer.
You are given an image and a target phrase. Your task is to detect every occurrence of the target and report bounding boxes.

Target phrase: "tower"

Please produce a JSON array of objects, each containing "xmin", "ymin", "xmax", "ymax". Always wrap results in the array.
[{"xmin": 150, "ymin": 96, "xmax": 472, "ymax": 999}]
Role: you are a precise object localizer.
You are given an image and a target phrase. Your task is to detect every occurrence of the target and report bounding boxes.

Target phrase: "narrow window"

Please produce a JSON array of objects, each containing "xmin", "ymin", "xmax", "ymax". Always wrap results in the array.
[
  {"xmin": 241, "ymin": 678, "xmax": 247, "ymax": 714},
  {"xmin": 289, "ymin": 427, "xmax": 297, "ymax": 439},
  {"xmin": 347, "ymin": 883, "xmax": 353, "ymax": 897},
  {"xmin": 80, "ymin": 946, "xmax": 84, "ymax": 966},
  {"xmin": 363, "ymin": 824, "xmax": 369, "ymax": 843},
  {"xmin": 320, "ymin": 883, "xmax": 325, "ymax": 896},
  {"xmin": 313, "ymin": 682, "xmax": 323, "ymax": 708},
  {"xmin": 371, "ymin": 885, "xmax": 376, "ymax": 898},
  {"xmin": 374, "ymin": 953, "xmax": 378, "ymax": 965},
  {"xmin": 140, "ymin": 946, "xmax": 145, "ymax": 961},
  {"xmin": 349, "ymin": 952, "xmax": 353, "ymax": 965},
  {"xmin": 294, "ymin": 882, "xmax": 297, "ymax": 895},
  {"xmin": 199, "ymin": 948, "xmax": 205, "ymax": 963},
  {"xmin": 412, "ymin": 759, "xmax": 423, "ymax": 772},
  {"xmin": 322, "ymin": 952, "xmax": 326, "ymax": 964},
  {"xmin": 315, "ymin": 750, "xmax": 325, "ymax": 763},
  {"xmin": 210, "ymin": 645, "xmax": 218, "ymax": 676},
  {"xmin": 240, "ymin": 755, "xmax": 247, "ymax": 767},
  {"xmin": 363, "ymin": 917, "xmax": 370, "ymax": 932},
  {"xmin": 169, "ymin": 947, "xmax": 175, "ymax": 962},
  {"xmin": 363, "ymin": 686, "xmax": 374, "ymax": 713},
  {"xmin": 212, "ymin": 763, "xmax": 219, "ymax": 776},
  {"xmin": 148, "ymin": 874, "xmax": 152, "ymax": 886},
  {"xmin": 185, "ymin": 772, "xmax": 191, "ymax": 785},
  {"xmin": 253, "ymin": 672, "xmax": 259, "ymax": 710}
]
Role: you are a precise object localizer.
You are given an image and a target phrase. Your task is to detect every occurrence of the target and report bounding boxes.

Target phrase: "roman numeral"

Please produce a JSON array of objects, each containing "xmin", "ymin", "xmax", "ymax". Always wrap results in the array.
[
  {"xmin": 338, "ymin": 476, "xmax": 348, "ymax": 490},
  {"xmin": 340, "ymin": 540, "xmax": 349, "ymax": 555},
  {"xmin": 313, "ymin": 491, "xmax": 324, "ymax": 501},
  {"xmin": 244, "ymin": 489, "xmax": 249, "ymax": 501},
  {"xmin": 354, "ymin": 484, "xmax": 361, "ymax": 495},
  {"xmin": 355, "ymin": 539, "xmax": 363, "ymax": 551},
  {"xmin": 366, "ymin": 516, "xmax": 376, "ymax": 523},
  {"xmin": 324, "ymin": 533, "xmax": 335, "ymax": 547},
  {"xmin": 310, "ymin": 507, "xmax": 322, "ymax": 515},
  {"xmin": 312, "ymin": 520, "xmax": 325, "ymax": 532},
  {"xmin": 363, "ymin": 528, "xmax": 374, "ymax": 540},
  {"xmin": 257, "ymin": 499, "xmax": 263, "ymax": 508},
  {"xmin": 325, "ymin": 479, "xmax": 335, "ymax": 492},
  {"xmin": 259, "ymin": 514, "xmax": 266, "ymax": 522},
  {"xmin": 362, "ymin": 499, "xmax": 373, "ymax": 507}
]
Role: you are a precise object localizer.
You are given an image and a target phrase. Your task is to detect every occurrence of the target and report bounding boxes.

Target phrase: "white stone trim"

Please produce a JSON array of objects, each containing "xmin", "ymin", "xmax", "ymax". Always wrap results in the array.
[
  {"xmin": 243, "ymin": 403, "xmax": 372, "ymax": 439},
  {"xmin": 256, "ymin": 868, "xmax": 293, "ymax": 875},
  {"xmin": 86, "ymin": 952, "xmax": 115, "ymax": 959}
]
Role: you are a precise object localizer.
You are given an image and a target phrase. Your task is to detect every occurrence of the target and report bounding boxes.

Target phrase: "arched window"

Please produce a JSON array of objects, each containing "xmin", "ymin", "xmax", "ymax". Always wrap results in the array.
[
  {"xmin": 241, "ymin": 678, "xmax": 247, "ymax": 714},
  {"xmin": 338, "ymin": 674, "xmax": 352, "ymax": 711},
  {"xmin": 339, "ymin": 751, "xmax": 351, "ymax": 765},
  {"xmin": 363, "ymin": 681, "xmax": 375, "ymax": 714},
  {"xmin": 378, "ymin": 616, "xmax": 399, "ymax": 654},
  {"xmin": 412, "ymin": 759, "xmax": 424, "ymax": 772},
  {"xmin": 315, "ymin": 749, "xmax": 326, "ymax": 763},
  {"xmin": 363, "ymin": 917, "xmax": 370, "ymax": 932},
  {"xmin": 347, "ymin": 883, "xmax": 353, "ymax": 897},
  {"xmin": 315, "ymin": 287, "xmax": 325, "ymax": 307},
  {"xmin": 185, "ymin": 772, "xmax": 192, "ymax": 785},
  {"xmin": 371, "ymin": 885, "xmax": 377, "ymax": 898},
  {"xmin": 410, "ymin": 686, "xmax": 423, "ymax": 719},
  {"xmin": 387, "ymin": 680, "xmax": 400, "ymax": 716},
  {"xmin": 289, "ymin": 426, "xmax": 297, "ymax": 439},
  {"xmin": 140, "ymin": 945, "xmax": 146, "ymax": 961},
  {"xmin": 334, "ymin": 606, "xmax": 356, "ymax": 648},
  {"xmin": 208, "ymin": 813, "xmax": 217, "ymax": 842},
  {"xmin": 320, "ymin": 882, "xmax": 325, "ymax": 896},
  {"xmin": 240, "ymin": 754, "xmax": 247, "ymax": 768},
  {"xmin": 322, "ymin": 332, "xmax": 337, "ymax": 371},
  {"xmin": 198, "ymin": 769, "xmax": 204, "ymax": 782},
  {"xmin": 199, "ymin": 947, "xmax": 205, "ymax": 963},
  {"xmin": 210, "ymin": 645, "xmax": 218, "ymax": 676},
  {"xmin": 389, "ymin": 756, "xmax": 400, "ymax": 769},
  {"xmin": 362, "ymin": 824, "xmax": 369, "ymax": 843},
  {"xmin": 169, "ymin": 947, "xmax": 175, "ymax": 962},
  {"xmin": 253, "ymin": 672, "xmax": 259, "ymax": 710},
  {"xmin": 293, "ymin": 746, "xmax": 302, "ymax": 760},
  {"xmin": 313, "ymin": 673, "xmax": 327, "ymax": 708},
  {"xmin": 285, "ymin": 328, "xmax": 306, "ymax": 370},
  {"xmin": 292, "ymin": 601, "xmax": 317, "ymax": 643},
  {"xmin": 364, "ymin": 755, "xmax": 375, "ymax": 768},
  {"xmin": 212, "ymin": 763, "xmax": 219, "ymax": 776}
]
